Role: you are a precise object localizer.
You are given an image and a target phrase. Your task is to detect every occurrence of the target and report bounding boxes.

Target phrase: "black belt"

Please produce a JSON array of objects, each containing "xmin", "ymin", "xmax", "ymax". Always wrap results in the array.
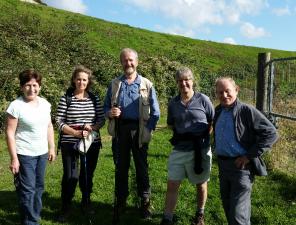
[
  {"xmin": 217, "ymin": 155, "xmax": 238, "ymax": 160},
  {"xmin": 119, "ymin": 119, "xmax": 139, "ymax": 125}
]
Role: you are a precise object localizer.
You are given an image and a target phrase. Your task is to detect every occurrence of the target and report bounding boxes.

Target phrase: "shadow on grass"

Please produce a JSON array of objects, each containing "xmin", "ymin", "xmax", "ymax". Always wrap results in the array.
[
  {"xmin": 104, "ymin": 152, "xmax": 168, "ymax": 160},
  {"xmin": 42, "ymin": 192, "xmax": 161, "ymax": 225},
  {"xmin": 269, "ymin": 170, "xmax": 296, "ymax": 202},
  {"xmin": 0, "ymin": 190, "xmax": 159, "ymax": 225},
  {"xmin": 0, "ymin": 191, "xmax": 19, "ymax": 225},
  {"xmin": 42, "ymin": 192, "xmax": 113, "ymax": 225}
]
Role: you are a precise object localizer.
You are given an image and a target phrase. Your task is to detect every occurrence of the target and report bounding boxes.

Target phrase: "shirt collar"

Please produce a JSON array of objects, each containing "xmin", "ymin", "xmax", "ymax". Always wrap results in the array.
[
  {"xmin": 121, "ymin": 74, "xmax": 141, "ymax": 85},
  {"xmin": 221, "ymin": 99, "xmax": 238, "ymax": 111},
  {"xmin": 175, "ymin": 91, "xmax": 199, "ymax": 102}
]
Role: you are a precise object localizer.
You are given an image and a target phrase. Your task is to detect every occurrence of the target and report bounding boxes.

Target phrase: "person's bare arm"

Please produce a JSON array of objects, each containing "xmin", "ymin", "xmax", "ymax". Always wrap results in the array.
[
  {"xmin": 47, "ymin": 122, "xmax": 56, "ymax": 162},
  {"xmin": 6, "ymin": 114, "xmax": 19, "ymax": 174}
]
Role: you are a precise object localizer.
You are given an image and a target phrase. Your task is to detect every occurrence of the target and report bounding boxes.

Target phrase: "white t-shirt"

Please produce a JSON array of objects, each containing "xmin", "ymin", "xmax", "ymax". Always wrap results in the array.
[{"xmin": 6, "ymin": 96, "xmax": 51, "ymax": 156}]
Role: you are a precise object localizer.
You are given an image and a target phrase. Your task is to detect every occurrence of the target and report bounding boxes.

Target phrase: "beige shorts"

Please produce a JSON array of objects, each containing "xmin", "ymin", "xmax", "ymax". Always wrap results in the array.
[{"xmin": 167, "ymin": 147, "xmax": 212, "ymax": 184}]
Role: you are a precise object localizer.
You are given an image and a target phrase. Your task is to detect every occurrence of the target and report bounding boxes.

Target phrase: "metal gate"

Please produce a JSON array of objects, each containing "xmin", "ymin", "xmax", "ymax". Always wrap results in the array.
[{"xmin": 267, "ymin": 56, "xmax": 296, "ymax": 122}]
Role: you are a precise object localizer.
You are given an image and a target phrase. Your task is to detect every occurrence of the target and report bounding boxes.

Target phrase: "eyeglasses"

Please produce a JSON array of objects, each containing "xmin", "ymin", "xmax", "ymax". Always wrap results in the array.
[{"xmin": 177, "ymin": 78, "xmax": 192, "ymax": 83}]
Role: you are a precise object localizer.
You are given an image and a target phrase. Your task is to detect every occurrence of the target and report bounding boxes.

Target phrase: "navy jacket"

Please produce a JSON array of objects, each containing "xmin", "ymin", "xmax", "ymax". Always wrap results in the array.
[{"xmin": 213, "ymin": 99, "xmax": 279, "ymax": 175}]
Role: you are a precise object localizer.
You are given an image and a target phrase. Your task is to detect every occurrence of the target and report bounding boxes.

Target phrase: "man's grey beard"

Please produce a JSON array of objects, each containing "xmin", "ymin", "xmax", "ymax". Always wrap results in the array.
[{"xmin": 125, "ymin": 67, "xmax": 135, "ymax": 75}]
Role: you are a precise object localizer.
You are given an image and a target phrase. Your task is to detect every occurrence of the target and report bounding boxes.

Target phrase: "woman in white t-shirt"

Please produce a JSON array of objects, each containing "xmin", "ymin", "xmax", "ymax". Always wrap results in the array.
[{"xmin": 6, "ymin": 69, "xmax": 56, "ymax": 225}]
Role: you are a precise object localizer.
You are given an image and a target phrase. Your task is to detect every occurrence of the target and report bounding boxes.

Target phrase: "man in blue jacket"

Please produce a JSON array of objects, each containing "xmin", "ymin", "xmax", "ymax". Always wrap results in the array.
[{"xmin": 213, "ymin": 77, "xmax": 278, "ymax": 225}]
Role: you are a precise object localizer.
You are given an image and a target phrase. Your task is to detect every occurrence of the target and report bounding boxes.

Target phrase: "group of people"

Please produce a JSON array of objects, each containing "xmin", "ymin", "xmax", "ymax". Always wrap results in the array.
[{"xmin": 6, "ymin": 47, "xmax": 278, "ymax": 225}]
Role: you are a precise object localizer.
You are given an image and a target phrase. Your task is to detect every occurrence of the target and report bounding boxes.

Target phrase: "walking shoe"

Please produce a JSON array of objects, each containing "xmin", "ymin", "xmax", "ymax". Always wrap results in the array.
[
  {"xmin": 81, "ymin": 199, "xmax": 95, "ymax": 215},
  {"xmin": 57, "ymin": 205, "xmax": 71, "ymax": 223},
  {"xmin": 112, "ymin": 199, "xmax": 127, "ymax": 225},
  {"xmin": 160, "ymin": 218, "xmax": 174, "ymax": 225},
  {"xmin": 191, "ymin": 213, "xmax": 205, "ymax": 225},
  {"xmin": 140, "ymin": 198, "xmax": 152, "ymax": 219}
]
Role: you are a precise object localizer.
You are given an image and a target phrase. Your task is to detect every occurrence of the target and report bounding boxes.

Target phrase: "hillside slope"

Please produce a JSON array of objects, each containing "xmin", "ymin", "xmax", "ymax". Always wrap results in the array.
[{"xmin": 0, "ymin": 0, "xmax": 295, "ymax": 123}]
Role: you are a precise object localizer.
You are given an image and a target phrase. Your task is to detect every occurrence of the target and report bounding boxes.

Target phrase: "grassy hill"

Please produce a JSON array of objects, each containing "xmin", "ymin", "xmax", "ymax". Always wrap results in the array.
[
  {"xmin": 0, "ymin": 1, "xmax": 295, "ymax": 224},
  {"xmin": 0, "ymin": 0, "xmax": 296, "ymax": 172},
  {"xmin": 1, "ymin": 0, "xmax": 296, "ymax": 118}
]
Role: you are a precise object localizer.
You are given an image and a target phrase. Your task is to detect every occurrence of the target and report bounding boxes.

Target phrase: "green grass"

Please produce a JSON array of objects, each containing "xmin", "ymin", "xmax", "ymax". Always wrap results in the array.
[
  {"xmin": 1, "ymin": 0, "xmax": 296, "ymax": 118},
  {"xmin": 0, "ymin": 3, "xmax": 295, "ymax": 223},
  {"xmin": 0, "ymin": 122, "xmax": 295, "ymax": 225}
]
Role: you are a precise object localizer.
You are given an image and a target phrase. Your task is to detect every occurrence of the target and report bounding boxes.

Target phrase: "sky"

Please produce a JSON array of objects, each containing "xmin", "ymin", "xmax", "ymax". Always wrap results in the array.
[{"xmin": 42, "ymin": 0, "xmax": 296, "ymax": 52}]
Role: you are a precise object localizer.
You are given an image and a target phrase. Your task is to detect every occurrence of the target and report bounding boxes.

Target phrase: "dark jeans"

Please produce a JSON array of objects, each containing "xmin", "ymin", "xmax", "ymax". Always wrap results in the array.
[
  {"xmin": 112, "ymin": 121, "xmax": 150, "ymax": 202},
  {"xmin": 61, "ymin": 142, "xmax": 100, "ymax": 206},
  {"xmin": 17, "ymin": 153, "xmax": 48, "ymax": 225},
  {"xmin": 218, "ymin": 158, "xmax": 254, "ymax": 225}
]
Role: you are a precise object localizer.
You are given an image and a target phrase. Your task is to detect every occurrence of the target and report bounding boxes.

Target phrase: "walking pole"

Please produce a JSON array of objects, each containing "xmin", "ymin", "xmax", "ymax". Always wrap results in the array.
[
  {"xmin": 112, "ymin": 104, "xmax": 120, "ymax": 225},
  {"xmin": 82, "ymin": 127, "xmax": 92, "ymax": 225}
]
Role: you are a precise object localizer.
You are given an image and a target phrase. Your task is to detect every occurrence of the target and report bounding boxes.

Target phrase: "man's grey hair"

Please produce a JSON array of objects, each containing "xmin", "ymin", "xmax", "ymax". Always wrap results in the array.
[
  {"xmin": 215, "ymin": 77, "xmax": 237, "ymax": 89},
  {"xmin": 120, "ymin": 48, "xmax": 138, "ymax": 62}
]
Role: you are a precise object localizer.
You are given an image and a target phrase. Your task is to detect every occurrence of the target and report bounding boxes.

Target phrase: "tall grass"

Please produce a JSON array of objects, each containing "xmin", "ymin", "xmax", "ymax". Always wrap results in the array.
[{"xmin": 267, "ymin": 120, "xmax": 296, "ymax": 174}]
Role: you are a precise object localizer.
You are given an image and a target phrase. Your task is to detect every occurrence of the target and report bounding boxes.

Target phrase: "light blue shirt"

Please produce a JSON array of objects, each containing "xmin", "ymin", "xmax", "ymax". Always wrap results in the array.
[
  {"xmin": 215, "ymin": 108, "xmax": 247, "ymax": 157},
  {"xmin": 104, "ymin": 74, "xmax": 160, "ymax": 130}
]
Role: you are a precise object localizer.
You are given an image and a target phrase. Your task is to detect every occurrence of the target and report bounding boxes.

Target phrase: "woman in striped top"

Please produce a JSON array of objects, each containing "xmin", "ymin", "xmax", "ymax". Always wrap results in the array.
[{"xmin": 56, "ymin": 65, "xmax": 105, "ymax": 221}]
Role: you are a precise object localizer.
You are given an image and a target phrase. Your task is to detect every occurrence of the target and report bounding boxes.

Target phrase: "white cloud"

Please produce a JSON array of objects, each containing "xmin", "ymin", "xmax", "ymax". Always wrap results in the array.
[
  {"xmin": 121, "ymin": 0, "xmax": 274, "ymax": 43},
  {"xmin": 43, "ymin": 0, "xmax": 87, "ymax": 14},
  {"xmin": 122, "ymin": 0, "xmax": 270, "ymax": 31},
  {"xmin": 240, "ymin": 22, "xmax": 268, "ymax": 39},
  {"xmin": 183, "ymin": 0, "xmax": 195, "ymax": 6},
  {"xmin": 233, "ymin": 0, "xmax": 268, "ymax": 14},
  {"xmin": 224, "ymin": 8, "xmax": 240, "ymax": 24},
  {"xmin": 124, "ymin": 0, "xmax": 226, "ymax": 28},
  {"xmin": 223, "ymin": 37, "xmax": 237, "ymax": 45},
  {"xmin": 272, "ymin": 6, "xmax": 291, "ymax": 16},
  {"xmin": 155, "ymin": 24, "xmax": 196, "ymax": 38}
]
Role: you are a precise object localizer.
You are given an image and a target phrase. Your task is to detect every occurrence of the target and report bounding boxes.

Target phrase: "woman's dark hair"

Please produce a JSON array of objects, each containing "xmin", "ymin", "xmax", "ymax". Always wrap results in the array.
[
  {"xmin": 19, "ymin": 69, "xmax": 42, "ymax": 87},
  {"xmin": 70, "ymin": 65, "xmax": 93, "ymax": 91}
]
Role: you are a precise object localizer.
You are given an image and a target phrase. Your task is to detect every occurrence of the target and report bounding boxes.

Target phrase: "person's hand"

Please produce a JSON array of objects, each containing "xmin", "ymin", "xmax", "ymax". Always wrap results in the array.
[
  {"xmin": 48, "ymin": 148, "xmax": 56, "ymax": 162},
  {"xmin": 9, "ymin": 158, "xmax": 20, "ymax": 175},
  {"xmin": 235, "ymin": 156, "xmax": 250, "ymax": 169},
  {"xmin": 83, "ymin": 124, "xmax": 93, "ymax": 132},
  {"xmin": 110, "ymin": 106, "xmax": 121, "ymax": 118},
  {"xmin": 73, "ymin": 129, "xmax": 89, "ymax": 138},
  {"xmin": 82, "ymin": 130, "xmax": 89, "ymax": 137}
]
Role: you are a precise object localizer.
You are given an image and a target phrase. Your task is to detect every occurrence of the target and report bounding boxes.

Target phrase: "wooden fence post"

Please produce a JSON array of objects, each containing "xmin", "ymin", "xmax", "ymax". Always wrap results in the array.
[{"xmin": 256, "ymin": 52, "xmax": 270, "ymax": 112}]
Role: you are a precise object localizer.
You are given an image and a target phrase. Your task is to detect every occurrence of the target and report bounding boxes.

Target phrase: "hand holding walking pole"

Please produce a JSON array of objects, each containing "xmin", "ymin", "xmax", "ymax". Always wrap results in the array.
[{"xmin": 112, "ymin": 103, "xmax": 120, "ymax": 225}]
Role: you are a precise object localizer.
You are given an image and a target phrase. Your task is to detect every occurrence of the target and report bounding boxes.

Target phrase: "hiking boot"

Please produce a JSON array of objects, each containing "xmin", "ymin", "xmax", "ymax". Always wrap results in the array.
[
  {"xmin": 160, "ymin": 218, "xmax": 174, "ymax": 225},
  {"xmin": 141, "ymin": 198, "xmax": 152, "ymax": 219},
  {"xmin": 112, "ymin": 199, "xmax": 127, "ymax": 225},
  {"xmin": 81, "ymin": 199, "xmax": 95, "ymax": 215},
  {"xmin": 191, "ymin": 213, "xmax": 205, "ymax": 225},
  {"xmin": 57, "ymin": 205, "xmax": 71, "ymax": 223}
]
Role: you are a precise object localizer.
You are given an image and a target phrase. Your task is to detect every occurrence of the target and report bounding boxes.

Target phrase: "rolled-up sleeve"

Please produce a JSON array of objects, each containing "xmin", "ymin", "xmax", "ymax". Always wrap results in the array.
[
  {"xmin": 146, "ymin": 86, "xmax": 160, "ymax": 131},
  {"xmin": 103, "ymin": 84, "xmax": 112, "ymax": 118}
]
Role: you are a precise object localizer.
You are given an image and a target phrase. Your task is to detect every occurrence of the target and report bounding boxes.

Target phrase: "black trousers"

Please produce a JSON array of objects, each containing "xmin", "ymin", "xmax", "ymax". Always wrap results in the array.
[
  {"xmin": 61, "ymin": 142, "xmax": 100, "ymax": 206},
  {"xmin": 112, "ymin": 121, "xmax": 150, "ymax": 202}
]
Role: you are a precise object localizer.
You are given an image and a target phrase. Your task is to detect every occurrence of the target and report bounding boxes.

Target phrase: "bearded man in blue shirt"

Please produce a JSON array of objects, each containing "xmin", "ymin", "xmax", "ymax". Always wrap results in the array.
[{"xmin": 104, "ymin": 48, "xmax": 160, "ymax": 224}]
